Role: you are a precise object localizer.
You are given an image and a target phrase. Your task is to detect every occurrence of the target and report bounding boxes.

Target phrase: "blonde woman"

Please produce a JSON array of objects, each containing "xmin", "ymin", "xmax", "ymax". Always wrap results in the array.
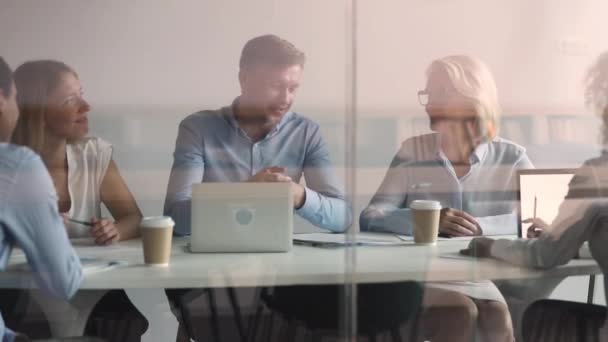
[
  {"xmin": 12, "ymin": 60, "xmax": 141, "ymax": 244},
  {"xmin": 361, "ymin": 55, "xmax": 533, "ymax": 341},
  {"xmin": 12, "ymin": 60, "xmax": 147, "ymax": 341}
]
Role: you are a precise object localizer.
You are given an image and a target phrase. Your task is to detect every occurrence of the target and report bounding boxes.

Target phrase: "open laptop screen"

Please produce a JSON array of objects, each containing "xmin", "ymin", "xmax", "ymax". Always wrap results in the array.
[{"xmin": 517, "ymin": 169, "xmax": 577, "ymax": 238}]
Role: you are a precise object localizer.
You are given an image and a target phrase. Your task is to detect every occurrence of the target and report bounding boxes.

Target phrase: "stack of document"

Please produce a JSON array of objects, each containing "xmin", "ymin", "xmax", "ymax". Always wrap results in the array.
[
  {"xmin": 293, "ymin": 233, "xmax": 411, "ymax": 248},
  {"xmin": 293, "ymin": 233, "xmax": 521, "ymax": 248}
]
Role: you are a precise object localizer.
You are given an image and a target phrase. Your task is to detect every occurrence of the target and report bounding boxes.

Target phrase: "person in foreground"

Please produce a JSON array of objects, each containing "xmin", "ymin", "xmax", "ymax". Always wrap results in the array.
[
  {"xmin": 0, "ymin": 56, "xmax": 83, "ymax": 341},
  {"xmin": 11, "ymin": 60, "xmax": 147, "ymax": 341},
  {"xmin": 462, "ymin": 51, "xmax": 608, "ymax": 342},
  {"xmin": 360, "ymin": 55, "xmax": 532, "ymax": 341}
]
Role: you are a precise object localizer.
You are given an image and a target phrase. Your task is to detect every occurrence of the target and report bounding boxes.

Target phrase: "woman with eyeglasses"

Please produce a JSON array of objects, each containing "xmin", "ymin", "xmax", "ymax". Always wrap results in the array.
[{"xmin": 360, "ymin": 55, "xmax": 533, "ymax": 341}]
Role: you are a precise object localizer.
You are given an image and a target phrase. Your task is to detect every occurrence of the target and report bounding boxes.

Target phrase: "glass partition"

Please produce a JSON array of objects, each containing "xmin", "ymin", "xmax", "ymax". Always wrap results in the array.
[
  {"xmin": 1, "ymin": 1, "xmax": 357, "ymax": 341},
  {"xmin": 354, "ymin": 1, "xmax": 608, "ymax": 342}
]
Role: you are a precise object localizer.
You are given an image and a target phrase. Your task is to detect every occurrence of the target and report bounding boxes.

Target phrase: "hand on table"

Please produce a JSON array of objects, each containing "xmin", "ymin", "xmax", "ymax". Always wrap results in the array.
[
  {"xmin": 439, "ymin": 208, "xmax": 482, "ymax": 237},
  {"xmin": 523, "ymin": 218, "xmax": 549, "ymax": 238},
  {"xmin": 459, "ymin": 237, "xmax": 495, "ymax": 258},
  {"xmin": 91, "ymin": 218, "xmax": 120, "ymax": 245},
  {"xmin": 249, "ymin": 167, "xmax": 292, "ymax": 183},
  {"xmin": 249, "ymin": 166, "xmax": 306, "ymax": 209}
]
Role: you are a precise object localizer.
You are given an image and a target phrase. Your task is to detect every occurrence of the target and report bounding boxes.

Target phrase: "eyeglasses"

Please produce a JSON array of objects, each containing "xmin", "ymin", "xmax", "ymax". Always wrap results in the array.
[
  {"xmin": 417, "ymin": 90, "xmax": 429, "ymax": 106},
  {"xmin": 418, "ymin": 88, "xmax": 458, "ymax": 106}
]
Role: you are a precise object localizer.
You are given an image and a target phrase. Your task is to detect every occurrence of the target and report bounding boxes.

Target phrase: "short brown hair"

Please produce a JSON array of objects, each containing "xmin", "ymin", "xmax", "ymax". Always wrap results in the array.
[
  {"xmin": 12, "ymin": 60, "xmax": 77, "ymax": 154},
  {"xmin": 239, "ymin": 35, "xmax": 306, "ymax": 70}
]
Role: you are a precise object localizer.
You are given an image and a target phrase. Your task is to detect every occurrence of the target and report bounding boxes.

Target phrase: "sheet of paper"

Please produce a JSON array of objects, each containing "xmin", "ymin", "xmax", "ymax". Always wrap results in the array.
[
  {"xmin": 9, "ymin": 257, "xmax": 127, "ymax": 275},
  {"xmin": 439, "ymin": 252, "xmax": 477, "ymax": 261},
  {"xmin": 396, "ymin": 235, "xmax": 474, "ymax": 242},
  {"xmin": 396, "ymin": 235, "xmax": 517, "ymax": 242},
  {"xmin": 293, "ymin": 233, "xmax": 410, "ymax": 247},
  {"xmin": 70, "ymin": 238, "xmax": 142, "ymax": 252}
]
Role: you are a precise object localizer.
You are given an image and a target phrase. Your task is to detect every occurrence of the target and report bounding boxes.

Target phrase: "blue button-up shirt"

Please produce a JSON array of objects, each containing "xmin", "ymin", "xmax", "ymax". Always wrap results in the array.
[
  {"xmin": 360, "ymin": 133, "xmax": 534, "ymax": 235},
  {"xmin": 164, "ymin": 101, "xmax": 352, "ymax": 235},
  {"xmin": 0, "ymin": 143, "xmax": 82, "ymax": 342}
]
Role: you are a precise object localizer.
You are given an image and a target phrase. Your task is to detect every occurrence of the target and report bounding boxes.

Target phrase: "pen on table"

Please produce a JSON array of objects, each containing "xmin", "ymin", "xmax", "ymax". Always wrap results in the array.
[{"xmin": 68, "ymin": 218, "xmax": 94, "ymax": 227}]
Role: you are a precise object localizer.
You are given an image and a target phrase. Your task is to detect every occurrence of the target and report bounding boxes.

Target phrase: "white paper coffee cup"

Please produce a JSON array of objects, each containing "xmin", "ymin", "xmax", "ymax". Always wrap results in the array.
[
  {"xmin": 410, "ymin": 200, "xmax": 441, "ymax": 245},
  {"xmin": 141, "ymin": 216, "xmax": 174, "ymax": 266}
]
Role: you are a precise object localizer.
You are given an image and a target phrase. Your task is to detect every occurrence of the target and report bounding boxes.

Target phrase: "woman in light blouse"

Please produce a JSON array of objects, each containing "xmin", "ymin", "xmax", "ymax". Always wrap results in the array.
[
  {"xmin": 12, "ymin": 60, "xmax": 147, "ymax": 342},
  {"xmin": 361, "ymin": 55, "xmax": 533, "ymax": 341},
  {"xmin": 12, "ymin": 60, "xmax": 141, "ymax": 244}
]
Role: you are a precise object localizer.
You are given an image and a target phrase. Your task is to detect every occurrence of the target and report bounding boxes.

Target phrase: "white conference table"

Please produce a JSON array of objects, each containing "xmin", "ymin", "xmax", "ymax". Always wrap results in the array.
[
  {"xmin": 3, "ymin": 233, "xmax": 601, "ymax": 289},
  {"xmin": 1, "ymin": 233, "xmax": 601, "ymax": 339}
]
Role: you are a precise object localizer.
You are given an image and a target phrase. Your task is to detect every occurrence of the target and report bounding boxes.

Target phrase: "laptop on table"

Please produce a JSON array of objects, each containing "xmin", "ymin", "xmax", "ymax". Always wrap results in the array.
[
  {"xmin": 517, "ymin": 168, "xmax": 577, "ymax": 239},
  {"xmin": 189, "ymin": 182, "xmax": 293, "ymax": 253},
  {"xmin": 517, "ymin": 168, "xmax": 595, "ymax": 302}
]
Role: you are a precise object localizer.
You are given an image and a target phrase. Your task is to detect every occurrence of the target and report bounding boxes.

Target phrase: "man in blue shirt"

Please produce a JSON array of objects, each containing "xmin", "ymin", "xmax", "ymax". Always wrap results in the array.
[
  {"xmin": 163, "ymin": 34, "xmax": 352, "ymax": 342},
  {"xmin": 0, "ymin": 57, "xmax": 83, "ymax": 341},
  {"xmin": 164, "ymin": 34, "xmax": 352, "ymax": 235}
]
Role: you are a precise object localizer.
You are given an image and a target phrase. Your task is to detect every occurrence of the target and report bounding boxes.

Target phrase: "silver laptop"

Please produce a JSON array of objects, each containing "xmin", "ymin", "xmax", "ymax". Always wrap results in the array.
[{"xmin": 189, "ymin": 182, "xmax": 293, "ymax": 252}]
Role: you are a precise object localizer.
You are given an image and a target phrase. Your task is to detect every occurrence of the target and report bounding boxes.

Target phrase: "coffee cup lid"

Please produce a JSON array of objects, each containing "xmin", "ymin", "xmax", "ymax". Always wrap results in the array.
[
  {"xmin": 410, "ymin": 200, "xmax": 441, "ymax": 210},
  {"xmin": 140, "ymin": 216, "xmax": 175, "ymax": 228}
]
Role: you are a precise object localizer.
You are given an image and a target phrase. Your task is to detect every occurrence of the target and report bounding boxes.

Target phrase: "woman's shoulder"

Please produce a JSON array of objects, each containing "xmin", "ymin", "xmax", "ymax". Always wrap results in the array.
[
  {"xmin": 0, "ymin": 144, "xmax": 53, "ymax": 202},
  {"xmin": 564, "ymin": 154, "xmax": 608, "ymax": 198},
  {"xmin": 396, "ymin": 133, "xmax": 439, "ymax": 162},
  {"xmin": 581, "ymin": 152, "xmax": 608, "ymax": 168},
  {"xmin": 0, "ymin": 143, "xmax": 42, "ymax": 170},
  {"xmin": 69, "ymin": 137, "xmax": 113, "ymax": 156},
  {"xmin": 489, "ymin": 136, "xmax": 527, "ymax": 153},
  {"xmin": 0, "ymin": 142, "xmax": 37, "ymax": 159},
  {"xmin": 67, "ymin": 137, "xmax": 113, "ymax": 175},
  {"xmin": 578, "ymin": 153, "xmax": 608, "ymax": 184},
  {"xmin": 486, "ymin": 136, "xmax": 528, "ymax": 162}
]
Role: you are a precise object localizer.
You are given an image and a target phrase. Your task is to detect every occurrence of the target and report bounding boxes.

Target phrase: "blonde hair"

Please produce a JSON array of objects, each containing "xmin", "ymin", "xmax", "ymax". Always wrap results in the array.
[
  {"xmin": 427, "ymin": 55, "xmax": 501, "ymax": 140},
  {"xmin": 11, "ymin": 60, "xmax": 77, "ymax": 154},
  {"xmin": 584, "ymin": 52, "xmax": 608, "ymax": 145}
]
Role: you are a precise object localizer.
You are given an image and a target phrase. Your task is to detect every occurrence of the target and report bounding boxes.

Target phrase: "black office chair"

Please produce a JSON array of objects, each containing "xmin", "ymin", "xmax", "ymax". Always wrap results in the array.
[
  {"xmin": 168, "ymin": 288, "xmax": 246, "ymax": 342},
  {"xmin": 522, "ymin": 299, "xmax": 607, "ymax": 342},
  {"xmin": 249, "ymin": 282, "xmax": 424, "ymax": 341},
  {"xmin": 31, "ymin": 338, "xmax": 106, "ymax": 342},
  {"xmin": 0, "ymin": 289, "xmax": 54, "ymax": 339}
]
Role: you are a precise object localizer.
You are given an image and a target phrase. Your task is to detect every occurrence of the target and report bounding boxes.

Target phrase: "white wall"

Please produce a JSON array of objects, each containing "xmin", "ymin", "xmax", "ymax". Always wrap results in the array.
[{"xmin": 357, "ymin": 0, "xmax": 608, "ymax": 116}]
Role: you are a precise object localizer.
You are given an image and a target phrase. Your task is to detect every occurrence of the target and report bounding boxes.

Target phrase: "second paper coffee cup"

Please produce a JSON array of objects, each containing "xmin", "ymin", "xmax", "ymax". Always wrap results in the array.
[{"xmin": 410, "ymin": 200, "xmax": 441, "ymax": 245}]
